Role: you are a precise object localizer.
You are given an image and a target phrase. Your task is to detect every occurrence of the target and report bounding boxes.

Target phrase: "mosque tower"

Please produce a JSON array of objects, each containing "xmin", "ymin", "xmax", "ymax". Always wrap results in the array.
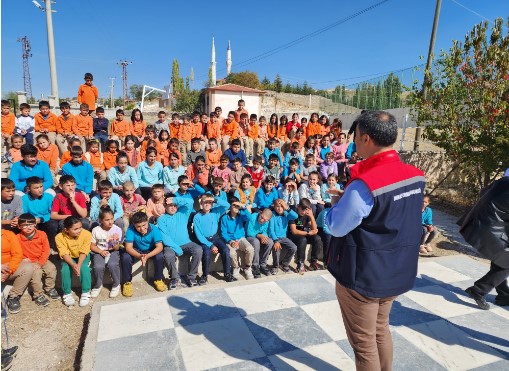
[
  {"xmin": 211, "ymin": 37, "xmax": 216, "ymax": 86},
  {"xmin": 226, "ymin": 40, "xmax": 232, "ymax": 76}
]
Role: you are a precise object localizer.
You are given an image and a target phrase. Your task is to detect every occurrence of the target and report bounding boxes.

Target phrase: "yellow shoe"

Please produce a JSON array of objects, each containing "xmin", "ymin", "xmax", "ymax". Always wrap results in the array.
[
  {"xmin": 154, "ymin": 279, "xmax": 167, "ymax": 292},
  {"xmin": 122, "ymin": 282, "xmax": 133, "ymax": 297}
]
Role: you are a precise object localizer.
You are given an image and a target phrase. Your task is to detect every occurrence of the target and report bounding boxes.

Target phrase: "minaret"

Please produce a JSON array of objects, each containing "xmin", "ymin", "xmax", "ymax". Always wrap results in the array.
[
  {"xmin": 211, "ymin": 37, "xmax": 216, "ymax": 86},
  {"xmin": 226, "ymin": 40, "xmax": 232, "ymax": 76}
]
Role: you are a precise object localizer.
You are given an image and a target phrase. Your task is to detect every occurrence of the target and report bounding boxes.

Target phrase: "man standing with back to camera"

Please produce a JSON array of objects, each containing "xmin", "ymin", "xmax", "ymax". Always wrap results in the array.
[{"xmin": 326, "ymin": 110, "xmax": 425, "ymax": 371}]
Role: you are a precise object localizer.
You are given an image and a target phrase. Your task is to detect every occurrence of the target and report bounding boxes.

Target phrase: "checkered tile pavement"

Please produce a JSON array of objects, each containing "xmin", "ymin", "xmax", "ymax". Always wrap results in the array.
[{"xmin": 86, "ymin": 255, "xmax": 509, "ymax": 371}]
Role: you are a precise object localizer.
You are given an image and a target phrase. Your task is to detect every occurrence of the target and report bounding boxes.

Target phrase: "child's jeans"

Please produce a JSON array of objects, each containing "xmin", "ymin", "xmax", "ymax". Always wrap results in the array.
[
  {"xmin": 30, "ymin": 260, "xmax": 57, "ymax": 297},
  {"xmin": 120, "ymin": 248, "xmax": 164, "ymax": 283},
  {"xmin": 289, "ymin": 233, "xmax": 322, "ymax": 264},
  {"xmin": 228, "ymin": 238, "xmax": 255, "ymax": 268},
  {"xmin": 421, "ymin": 226, "xmax": 437, "ymax": 245},
  {"xmin": 61, "ymin": 254, "xmax": 92, "ymax": 295},
  {"xmin": 318, "ymin": 228, "xmax": 332, "ymax": 265},
  {"xmin": 92, "ymin": 251, "xmax": 120, "ymax": 288},
  {"xmin": 271, "ymin": 238, "xmax": 297, "ymax": 268},
  {"xmin": 23, "ymin": 132, "xmax": 34, "ymax": 145},
  {"xmin": 199, "ymin": 234, "xmax": 232, "ymax": 276}
]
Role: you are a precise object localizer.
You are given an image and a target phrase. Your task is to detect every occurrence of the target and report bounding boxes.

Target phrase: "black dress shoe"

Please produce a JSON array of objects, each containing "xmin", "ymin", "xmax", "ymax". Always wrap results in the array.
[
  {"xmin": 465, "ymin": 287, "xmax": 490, "ymax": 310},
  {"xmin": 494, "ymin": 295, "xmax": 509, "ymax": 306}
]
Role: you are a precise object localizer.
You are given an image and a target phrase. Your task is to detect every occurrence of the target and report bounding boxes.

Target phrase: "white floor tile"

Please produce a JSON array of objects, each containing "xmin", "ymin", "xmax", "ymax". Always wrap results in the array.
[
  {"xmin": 491, "ymin": 306, "xmax": 509, "ymax": 321},
  {"xmin": 395, "ymin": 319, "xmax": 503, "ymax": 370},
  {"xmin": 269, "ymin": 342, "xmax": 355, "ymax": 371},
  {"xmin": 418, "ymin": 261, "xmax": 471, "ymax": 284},
  {"xmin": 97, "ymin": 297, "xmax": 174, "ymax": 342},
  {"xmin": 301, "ymin": 300, "xmax": 347, "ymax": 341},
  {"xmin": 321, "ymin": 274, "xmax": 337, "ymax": 286},
  {"xmin": 175, "ymin": 317, "xmax": 265, "ymax": 370},
  {"xmin": 404, "ymin": 285, "xmax": 480, "ymax": 318},
  {"xmin": 225, "ymin": 281, "xmax": 297, "ymax": 315}
]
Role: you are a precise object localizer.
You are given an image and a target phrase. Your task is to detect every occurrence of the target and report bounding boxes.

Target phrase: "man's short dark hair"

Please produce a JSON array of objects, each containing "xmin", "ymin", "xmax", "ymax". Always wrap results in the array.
[
  {"xmin": 21, "ymin": 144, "xmax": 38, "ymax": 157},
  {"xmin": 38, "ymin": 100, "xmax": 50, "ymax": 109},
  {"xmin": 1, "ymin": 178, "xmax": 15, "ymax": 190},
  {"xmin": 18, "ymin": 213, "xmax": 36, "ymax": 225},
  {"xmin": 26, "ymin": 176, "xmax": 43, "ymax": 188},
  {"xmin": 131, "ymin": 211, "xmax": 148, "ymax": 225},
  {"xmin": 96, "ymin": 107, "xmax": 105, "ymax": 114},
  {"xmin": 231, "ymin": 139, "xmax": 241, "ymax": 147},
  {"xmin": 357, "ymin": 110, "xmax": 398, "ymax": 147}
]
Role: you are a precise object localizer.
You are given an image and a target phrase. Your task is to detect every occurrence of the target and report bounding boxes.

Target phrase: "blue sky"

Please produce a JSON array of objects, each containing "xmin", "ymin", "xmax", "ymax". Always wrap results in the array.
[{"xmin": 1, "ymin": 0, "xmax": 507, "ymax": 100}]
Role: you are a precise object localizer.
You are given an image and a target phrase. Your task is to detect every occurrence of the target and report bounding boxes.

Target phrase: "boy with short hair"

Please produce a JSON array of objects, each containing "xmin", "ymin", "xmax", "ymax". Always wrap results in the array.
[
  {"xmin": 288, "ymin": 198, "xmax": 323, "ymax": 274},
  {"xmin": 186, "ymin": 137, "xmax": 206, "ymax": 165},
  {"xmin": 93, "ymin": 107, "xmax": 109, "ymax": 149},
  {"xmin": 220, "ymin": 197, "xmax": 255, "ymax": 279},
  {"xmin": 1, "ymin": 178, "xmax": 23, "ymax": 231},
  {"xmin": 282, "ymin": 158, "xmax": 302, "ymax": 184},
  {"xmin": 1, "ymin": 100, "xmax": 15, "ymax": 152},
  {"xmin": 247, "ymin": 156, "xmax": 264, "ymax": 188},
  {"xmin": 238, "ymin": 113, "xmax": 254, "ymax": 162},
  {"xmin": 212, "ymin": 155, "xmax": 231, "ymax": 191},
  {"xmin": 120, "ymin": 181, "xmax": 146, "ymax": 233},
  {"xmin": 246, "ymin": 208, "xmax": 274, "ymax": 277},
  {"xmin": 77, "ymin": 72, "xmax": 99, "ymax": 114},
  {"xmin": 207, "ymin": 177, "xmax": 228, "ymax": 203},
  {"xmin": 254, "ymin": 175, "xmax": 279, "ymax": 210},
  {"xmin": 263, "ymin": 154, "xmax": 281, "ymax": 180},
  {"xmin": 61, "ymin": 146, "xmax": 94, "ymax": 200},
  {"xmin": 300, "ymin": 154, "xmax": 318, "ymax": 184},
  {"xmin": 56, "ymin": 101, "xmax": 75, "ymax": 155},
  {"xmin": 7, "ymin": 134, "xmax": 23, "ymax": 166},
  {"xmin": 34, "ymin": 100, "xmax": 58, "ymax": 144},
  {"xmin": 234, "ymin": 99, "xmax": 248, "ymax": 122},
  {"xmin": 110, "ymin": 109, "xmax": 130, "ymax": 144},
  {"xmin": 14, "ymin": 103, "xmax": 35, "ymax": 145},
  {"xmin": 1, "ymin": 229, "xmax": 34, "ymax": 313},
  {"xmin": 145, "ymin": 184, "xmax": 166, "ymax": 223},
  {"xmin": 169, "ymin": 113, "xmax": 180, "ymax": 139},
  {"xmin": 278, "ymin": 178, "xmax": 300, "ymax": 209},
  {"xmin": 174, "ymin": 175, "xmax": 205, "ymax": 200},
  {"xmin": 224, "ymin": 139, "xmax": 246, "ymax": 169},
  {"xmin": 72, "ymin": 103, "xmax": 93, "ymax": 151},
  {"xmin": 206, "ymin": 112, "xmax": 221, "ymax": 143},
  {"xmin": 90, "ymin": 180, "xmax": 124, "ymax": 229},
  {"xmin": 121, "ymin": 212, "xmax": 167, "ymax": 296},
  {"xmin": 193, "ymin": 193, "xmax": 234, "ymax": 284},
  {"xmin": 36, "ymin": 133, "xmax": 59, "ymax": 176},
  {"xmin": 221, "ymin": 111, "xmax": 239, "ymax": 152},
  {"xmin": 158, "ymin": 195, "xmax": 203, "ymax": 288},
  {"xmin": 177, "ymin": 114, "xmax": 193, "ymax": 160},
  {"xmin": 268, "ymin": 199, "xmax": 298, "ymax": 274},
  {"xmin": 154, "ymin": 111, "xmax": 169, "ymax": 135},
  {"xmin": 298, "ymin": 171, "xmax": 325, "ymax": 217},
  {"xmin": 16, "ymin": 213, "xmax": 59, "ymax": 307},
  {"xmin": 60, "ymin": 137, "xmax": 84, "ymax": 167},
  {"xmin": 263, "ymin": 138, "xmax": 283, "ymax": 167},
  {"xmin": 284, "ymin": 142, "xmax": 303, "ymax": 169},
  {"xmin": 190, "ymin": 112, "xmax": 203, "ymax": 146},
  {"xmin": 249, "ymin": 114, "xmax": 265, "ymax": 158},
  {"xmin": 206, "ymin": 137, "xmax": 222, "ymax": 168},
  {"xmin": 229, "ymin": 157, "xmax": 248, "ymax": 192},
  {"xmin": 9, "ymin": 143, "xmax": 53, "ymax": 193}
]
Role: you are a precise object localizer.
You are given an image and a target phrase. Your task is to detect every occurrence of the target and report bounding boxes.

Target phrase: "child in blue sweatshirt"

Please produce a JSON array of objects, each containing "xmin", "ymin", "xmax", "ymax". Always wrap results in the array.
[
  {"xmin": 207, "ymin": 177, "xmax": 229, "ymax": 204},
  {"xmin": 157, "ymin": 195, "xmax": 203, "ymax": 288},
  {"xmin": 220, "ymin": 197, "xmax": 255, "ymax": 280},
  {"xmin": 61, "ymin": 145, "xmax": 93, "ymax": 201},
  {"xmin": 89, "ymin": 180, "xmax": 124, "ymax": 230},
  {"xmin": 9, "ymin": 144, "xmax": 53, "ymax": 193},
  {"xmin": 263, "ymin": 138, "xmax": 283, "ymax": 166},
  {"xmin": 246, "ymin": 208, "xmax": 274, "ymax": 277},
  {"xmin": 254, "ymin": 175, "xmax": 279, "ymax": 211},
  {"xmin": 268, "ymin": 198, "xmax": 298, "ymax": 274},
  {"xmin": 193, "ymin": 194, "xmax": 235, "ymax": 284},
  {"xmin": 224, "ymin": 139, "xmax": 246, "ymax": 169}
]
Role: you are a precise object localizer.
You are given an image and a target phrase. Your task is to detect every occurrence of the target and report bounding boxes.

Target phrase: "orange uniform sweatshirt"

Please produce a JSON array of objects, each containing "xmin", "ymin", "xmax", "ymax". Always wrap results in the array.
[
  {"xmin": 221, "ymin": 120, "xmax": 239, "ymax": 139},
  {"xmin": 34, "ymin": 112, "xmax": 58, "ymax": 133},
  {"xmin": 178, "ymin": 123, "xmax": 193, "ymax": 143},
  {"xmin": 206, "ymin": 121, "xmax": 221, "ymax": 140},
  {"xmin": 247, "ymin": 124, "xmax": 260, "ymax": 140},
  {"xmin": 57, "ymin": 113, "xmax": 75, "ymax": 134},
  {"xmin": 110, "ymin": 119, "xmax": 130, "ymax": 137},
  {"xmin": 37, "ymin": 143, "xmax": 59, "ymax": 170},
  {"xmin": 77, "ymin": 84, "xmax": 99, "ymax": 111},
  {"xmin": 17, "ymin": 230, "xmax": 50, "ymax": 266},
  {"xmin": 103, "ymin": 151, "xmax": 118, "ymax": 170},
  {"xmin": 130, "ymin": 120, "xmax": 147, "ymax": 137},
  {"xmin": 1, "ymin": 230, "xmax": 23, "ymax": 274},
  {"xmin": 85, "ymin": 151, "xmax": 104, "ymax": 170},
  {"xmin": 206, "ymin": 148, "xmax": 222, "ymax": 167},
  {"xmin": 1, "ymin": 112, "xmax": 15, "ymax": 135},
  {"xmin": 73, "ymin": 114, "xmax": 93, "ymax": 136}
]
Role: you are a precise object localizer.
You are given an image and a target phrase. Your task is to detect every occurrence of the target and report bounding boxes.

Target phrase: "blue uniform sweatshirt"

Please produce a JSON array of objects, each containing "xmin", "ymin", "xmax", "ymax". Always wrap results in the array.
[
  {"xmin": 193, "ymin": 199, "xmax": 230, "ymax": 248},
  {"xmin": 220, "ymin": 208, "xmax": 251, "ymax": 243},
  {"xmin": 22, "ymin": 192, "xmax": 54, "ymax": 222},
  {"xmin": 10, "ymin": 160, "xmax": 53, "ymax": 192},
  {"xmin": 268, "ymin": 209, "xmax": 298, "ymax": 240},
  {"xmin": 136, "ymin": 161, "xmax": 163, "ymax": 188},
  {"xmin": 206, "ymin": 190, "xmax": 228, "ymax": 204},
  {"xmin": 109, "ymin": 166, "xmax": 139, "ymax": 189},
  {"xmin": 61, "ymin": 161, "xmax": 94, "ymax": 194},
  {"xmin": 246, "ymin": 212, "xmax": 270, "ymax": 238},
  {"xmin": 156, "ymin": 197, "xmax": 194, "ymax": 252},
  {"xmin": 89, "ymin": 193, "xmax": 124, "ymax": 221},
  {"xmin": 263, "ymin": 148, "xmax": 283, "ymax": 166},
  {"xmin": 174, "ymin": 184, "xmax": 205, "ymax": 200},
  {"xmin": 224, "ymin": 148, "xmax": 246, "ymax": 169},
  {"xmin": 254, "ymin": 187, "xmax": 279, "ymax": 210}
]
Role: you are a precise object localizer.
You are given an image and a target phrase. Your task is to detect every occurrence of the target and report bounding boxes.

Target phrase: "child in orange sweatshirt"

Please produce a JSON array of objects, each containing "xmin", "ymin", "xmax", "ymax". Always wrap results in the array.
[
  {"xmin": 7, "ymin": 134, "xmax": 23, "ymax": 165},
  {"xmin": 1, "ymin": 99, "xmax": 15, "ymax": 152},
  {"xmin": 103, "ymin": 139, "xmax": 119, "ymax": 173},
  {"xmin": 61, "ymin": 137, "xmax": 85, "ymax": 167},
  {"xmin": 205, "ymin": 138, "xmax": 222, "ymax": 168},
  {"xmin": 85, "ymin": 139, "xmax": 106, "ymax": 181},
  {"xmin": 36, "ymin": 133, "xmax": 59, "ymax": 176},
  {"xmin": 72, "ymin": 103, "xmax": 93, "ymax": 151},
  {"xmin": 56, "ymin": 101, "xmax": 75, "ymax": 155},
  {"xmin": 77, "ymin": 72, "xmax": 99, "ymax": 114},
  {"xmin": 34, "ymin": 100, "xmax": 58, "ymax": 145},
  {"xmin": 129, "ymin": 109, "xmax": 146, "ymax": 143},
  {"xmin": 110, "ymin": 109, "xmax": 130, "ymax": 145}
]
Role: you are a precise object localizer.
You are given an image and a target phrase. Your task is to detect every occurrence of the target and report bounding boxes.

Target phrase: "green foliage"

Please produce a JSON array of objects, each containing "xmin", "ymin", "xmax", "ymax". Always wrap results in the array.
[
  {"xmin": 114, "ymin": 97, "xmax": 124, "ymax": 107},
  {"xmin": 129, "ymin": 84, "xmax": 161, "ymax": 101},
  {"xmin": 2, "ymin": 91, "xmax": 18, "ymax": 108},
  {"xmin": 206, "ymin": 66, "xmax": 214, "ymax": 88},
  {"xmin": 273, "ymin": 74, "xmax": 283, "ymax": 93},
  {"xmin": 261, "ymin": 76, "xmax": 272, "ymax": 90},
  {"xmin": 225, "ymin": 71, "xmax": 260, "ymax": 89},
  {"xmin": 171, "ymin": 59, "xmax": 184, "ymax": 95},
  {"xmin": 408, "ymin": 17, "xmax": 509, "ymax": 190},
  {"xmin": 175, "ymin": 89, "xmax": 201, "ymax": 113}
]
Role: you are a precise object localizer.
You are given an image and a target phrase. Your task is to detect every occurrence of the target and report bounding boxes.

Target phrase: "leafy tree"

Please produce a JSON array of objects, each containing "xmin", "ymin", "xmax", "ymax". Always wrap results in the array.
[
  {"xmin": 2, "ymin": 91, "xmax": 18, "ymax": 108},
  {"xmin": 409, "ymin": 17, "xmax": 509, "ymax": 190},
  {"xmin": 129, "ymin": 84, "xmax": 161, "ymax": 101},
  {"xmin": 261, "ymin": 76, "xmax": 272, "ymax": 90},
  {"xmin": 225, "ymin": 71, "xmax": 260, "ymax": 89},
  {"xmin": 273, "ymin": 74, "xmax": 283, "ymax": 93},
  {"xmin": 114, "ymin": 97, "xmax": 124, "ymax": 107},
  {"xmin": 171, "ymin": 59, "xmax": 184, "ymax": 95},
  {"xmin": 283, "ymin": 81, "xmax": 292, "ymax": 93},
  {"xmin": 175, "ymin": 89, "xmax": 201, "ymax": 113},
  {"xmin": 206, "ymin": 66, "xmax": 214, "ymax": 88}
]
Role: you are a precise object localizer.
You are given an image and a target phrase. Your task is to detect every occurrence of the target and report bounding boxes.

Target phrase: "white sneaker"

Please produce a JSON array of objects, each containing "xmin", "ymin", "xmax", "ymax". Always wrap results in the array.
[
  {"xmin": 110, "ymin": 285, "xmax": 120, "ymax": 298},
  {"xmin": 79, "ymin": 292, "xmax": 91, "ymax": 307},
  {"xmin": 233, "ymin": 267, "xmax": 241, "ymax": 279},
  {"xmin": 245, "ymin": 267, "xmax": 254, "ymax": 280},
  {"xmin": 63, "ymin": 294, "xmax": 75, "ymax": 307},
  {"xmin": 90, "ymin": 287, "xmax": 102, "ymax": 298}
]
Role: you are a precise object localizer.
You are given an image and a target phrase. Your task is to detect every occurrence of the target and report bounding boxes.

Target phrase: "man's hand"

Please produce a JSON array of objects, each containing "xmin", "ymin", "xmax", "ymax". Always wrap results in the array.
[{"xmin": 273, "ymin": 242, "xmax": 281, "ymax": 251}]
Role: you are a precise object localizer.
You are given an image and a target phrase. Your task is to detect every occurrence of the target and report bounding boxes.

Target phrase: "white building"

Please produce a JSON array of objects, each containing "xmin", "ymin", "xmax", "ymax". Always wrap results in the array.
[{"xmin": 203, "ymin": 84, "xmax": 265, "ymax": 116}]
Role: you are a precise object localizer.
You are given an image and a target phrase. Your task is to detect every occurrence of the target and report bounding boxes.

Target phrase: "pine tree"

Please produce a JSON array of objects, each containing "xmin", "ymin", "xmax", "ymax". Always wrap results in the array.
[
  {"xmin": 171, "ymin": 59, "xmax": 184, "ymax": 95},
  {"xmin": 274, "ymin": 74, "xmax": 283, "ymax": 93}
]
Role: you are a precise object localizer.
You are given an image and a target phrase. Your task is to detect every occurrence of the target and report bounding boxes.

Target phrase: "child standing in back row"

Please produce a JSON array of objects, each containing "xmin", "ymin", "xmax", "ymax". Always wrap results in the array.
[{"xmin": 77, "ymin": 72, "xmax": 99, "ymax": 115}]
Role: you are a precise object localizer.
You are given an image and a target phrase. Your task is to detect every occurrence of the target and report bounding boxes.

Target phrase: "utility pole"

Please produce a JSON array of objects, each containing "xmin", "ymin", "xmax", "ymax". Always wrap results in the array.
[
  {"xmin": 17, "ymin": 36, "xmax": 33, "ymax": 99},
  {"xmin": 117, "ymin": 60, "xmax": 132, "ymax": 103},
  {"xmin": 32, "ymin": 0, "xmax": 59, "ymax": 103},
  {"xmin": 108, "ymin": 77, "xmax": 115, "ymax": 108}
]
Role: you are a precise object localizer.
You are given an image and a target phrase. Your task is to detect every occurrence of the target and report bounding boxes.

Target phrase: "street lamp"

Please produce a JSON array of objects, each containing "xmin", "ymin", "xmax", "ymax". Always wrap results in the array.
[{"xmin": 32, "ymin": 0, "xmax": 59, "ymax": 104}]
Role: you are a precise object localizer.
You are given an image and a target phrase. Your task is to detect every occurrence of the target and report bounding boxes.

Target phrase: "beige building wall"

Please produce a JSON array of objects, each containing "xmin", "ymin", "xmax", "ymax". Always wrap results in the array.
[{"xmin": 206, "ymin": 91, "xmax": 261, "ymax": 117}]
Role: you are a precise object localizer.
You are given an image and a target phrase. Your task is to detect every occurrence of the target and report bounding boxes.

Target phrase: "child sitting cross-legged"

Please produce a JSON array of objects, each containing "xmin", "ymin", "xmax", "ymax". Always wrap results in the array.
[
  {"xmin": 90, "ymin": 207, "xmax": 122, "ymax": 299},
  {"xmin": 121, "ymin": 212, "xmax": 167, "ymax": 297},
  {"xmin": 16, "ymin": 213, "xmax": 59, "ymax": 307},
  {"xmin": 55, "ymin": 216, "xmax": 92, "ymax": 307}
]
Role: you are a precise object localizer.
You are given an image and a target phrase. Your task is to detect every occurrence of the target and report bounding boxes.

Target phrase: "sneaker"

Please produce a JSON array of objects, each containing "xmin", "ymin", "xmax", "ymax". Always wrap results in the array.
[
  {"xmin": 309, "ymin": 261, "xmax": 320, "ymax": 271},
  {"xmin": 187, "ymin": 277, "xmax": 198, "ymax": 287},
  {"xmin": 245, "ymin": 267, "xmax": 254, "ymax": 280},
  {"xmin": 252, "ymin": 266, "xmax": 261, "ymax": 279},
  {"xmin": 494, "ymin": 295, "xmax": 509, "ymax": 306},
  {"xmin": 169, "ymin": 278, "xmax": 179, "ymax": 290},
  {"xmin": 109, "ymin": 285, "xmax": 120, "ymax": 298},
  {"xmin": 260, "ymin": 266, "xmax": 270, "ymax": 276},
  {"xmin": 154, "ymin": 279, "xmax": 167, "ymax": 292},
  {"xmin": 6, "ymin": 296, "xmax": 20, "ymax": 314},
  {"xmin": 63, "ymin": 293, "xmax": 75, "ymax": 307},
  {"xmin": 281, "ymin": 265, "xmax": 291, "ymax": 273},
  {"xmin": 270, "ymin": 267, "xmax": 279, "ymax": 275},
  {"xmin": 224, "ymin": 273, "xmax": 238, "ymax": 282},
  {"xmin": 1, "ymin": 354, "xmax": 13, "ymax": 371},
  {"xmin": 79, "ymin": 292, "xmax": 91, "ymax": 307},
  {"xmin": 298, "ymin": 263, "xmax": 306, "ymax": 275},
  {"xmin": 233, "ymin": 267, "xmax": 241, "ymax": 279},
  {"xmin": 2, "ymin": 346, "xmax": 18, "ymax": 358},
  {"xmin": 46, "ymin": 288, "xmax": 60, "ymax": 300},
  {"xmin": 199, "ymin": 276, "xmax": 208, "ymax": 286},
  {"xmin": 465, "ymin": 287, "xmax": 490, "ymax": 310},
  {"xmin": 90, "ymin": 287, "xmax": 102, "ymax": 298},
  {"xmin": 122, "ymin": 282, "xmax": 133, "ymax": 297},
  {"xmin": 34, "ymin": 294, "xmax": 49, "ymax": 307}
]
